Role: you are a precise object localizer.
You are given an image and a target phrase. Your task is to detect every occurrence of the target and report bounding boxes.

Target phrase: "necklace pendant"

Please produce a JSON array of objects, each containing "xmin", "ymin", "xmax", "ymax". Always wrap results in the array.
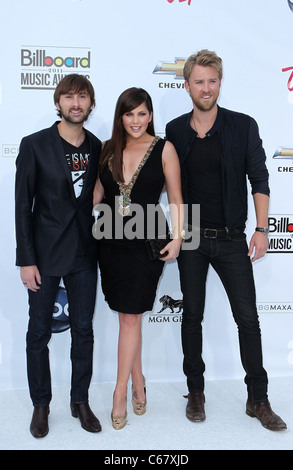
[
  {"xmin": 118, "ymin": 195, "xmax": 131, "ymax": 217},
  {"xmin": 118, "ymin": 204, "xmax": 130, "ymax": 216}
]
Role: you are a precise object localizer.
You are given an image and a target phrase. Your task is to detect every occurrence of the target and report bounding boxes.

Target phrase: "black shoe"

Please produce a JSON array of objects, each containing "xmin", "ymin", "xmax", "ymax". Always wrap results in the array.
[
  {"xmin": 70, "ymin": 402, "xmax": 102, "ymax": 433},
  {"xmin": 246, "ymin": 399, "xmax": 287, "ymax": 431},
  {"xmin": 30, "ymin": 406, "xmax": 50, "ymax": 438},
  {"xmin": 184, "ymin": 392, "xmax": 206, "ymax": 422}
]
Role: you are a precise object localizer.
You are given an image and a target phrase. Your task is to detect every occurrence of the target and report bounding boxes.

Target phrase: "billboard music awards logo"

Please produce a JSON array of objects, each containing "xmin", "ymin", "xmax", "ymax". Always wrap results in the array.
[
  {"xmin": 267, "ymin": 215, "xmax": 293, "ymax": 253},
  {"xmin": 20, "ymin": 46, "xmax": 91, "ymax": 90}
]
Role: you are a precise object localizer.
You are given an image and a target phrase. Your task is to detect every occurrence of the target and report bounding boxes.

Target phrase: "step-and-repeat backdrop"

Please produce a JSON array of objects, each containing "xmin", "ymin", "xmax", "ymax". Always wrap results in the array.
[{"xmin": 1, "ymin": 0, "xmax": 293, "ymax": 390}]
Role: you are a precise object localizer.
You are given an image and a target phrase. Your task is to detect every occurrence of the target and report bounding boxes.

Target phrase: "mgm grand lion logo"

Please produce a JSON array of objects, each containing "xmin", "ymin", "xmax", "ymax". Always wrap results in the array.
[
  {"xmin": 148, "ymin": 295, "xmax": 183, "ymax": 323},
  {"xmin": 158, "ymin": 295, "xmax": 183, "ymax": 313}
]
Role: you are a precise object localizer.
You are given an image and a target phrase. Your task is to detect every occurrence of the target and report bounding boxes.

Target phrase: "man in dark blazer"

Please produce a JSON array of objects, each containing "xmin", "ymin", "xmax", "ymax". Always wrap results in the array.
[
  {"xmin": 15, "ymin": 74, "xmax": 102, "ymax": 437},
  {"xmin": 166, "ymin": 50, "xmax": 286, "ymax": 431}
]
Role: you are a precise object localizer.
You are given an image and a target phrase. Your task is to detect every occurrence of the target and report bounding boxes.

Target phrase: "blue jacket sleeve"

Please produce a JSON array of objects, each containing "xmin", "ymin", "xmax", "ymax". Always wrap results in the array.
[
  {"xmin": 15, "ymin": 136, "xmax": 38, "ymax": 266},
  {"xmin": 246, "ymin": 117, "xmax": 270, "ymax": 197}
]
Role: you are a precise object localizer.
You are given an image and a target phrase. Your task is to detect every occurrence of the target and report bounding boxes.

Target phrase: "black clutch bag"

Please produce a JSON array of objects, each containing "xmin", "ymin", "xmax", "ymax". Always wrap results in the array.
[{"xmin": 145, "ymin": 234, "xmax": 171, "ymax": 260}]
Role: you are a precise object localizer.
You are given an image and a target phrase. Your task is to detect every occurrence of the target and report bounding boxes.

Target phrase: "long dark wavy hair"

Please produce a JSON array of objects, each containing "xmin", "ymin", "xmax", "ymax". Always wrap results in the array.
[{"xmin": 99, "ymin": 87, "xmax": 155, "ymax": 183}]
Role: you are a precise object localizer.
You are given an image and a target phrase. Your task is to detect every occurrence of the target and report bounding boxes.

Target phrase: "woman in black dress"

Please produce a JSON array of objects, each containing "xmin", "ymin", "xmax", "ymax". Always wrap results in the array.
[{"xmin": 93, "ymin": 88, "xmax": 183, "ymax": 429}]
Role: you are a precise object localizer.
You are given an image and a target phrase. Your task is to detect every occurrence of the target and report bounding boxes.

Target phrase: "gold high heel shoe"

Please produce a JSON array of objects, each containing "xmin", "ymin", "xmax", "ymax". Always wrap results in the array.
[
  {"xmin": 111, "ymin": 411, "xmax": 127, "ymax": 430},
  {"xmin": 111, "ymin": 393, "xmax": 127, "ymax": 430},
  {"xmin": 132, "ymin": 376, "xmax": 147, "ymax": 415}
]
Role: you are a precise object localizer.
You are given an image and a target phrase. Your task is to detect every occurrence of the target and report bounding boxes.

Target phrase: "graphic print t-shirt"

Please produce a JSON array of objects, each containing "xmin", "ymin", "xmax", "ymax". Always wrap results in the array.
[{"xmin": 62, "ymin": 134, "xmax": 90, "ymax": 198}]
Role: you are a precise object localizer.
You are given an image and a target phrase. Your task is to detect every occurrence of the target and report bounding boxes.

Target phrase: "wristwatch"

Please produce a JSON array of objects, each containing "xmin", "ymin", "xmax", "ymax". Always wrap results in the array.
[{"xmin": 255, "ymin": 227, "xmax": 269, "ymax": 236}]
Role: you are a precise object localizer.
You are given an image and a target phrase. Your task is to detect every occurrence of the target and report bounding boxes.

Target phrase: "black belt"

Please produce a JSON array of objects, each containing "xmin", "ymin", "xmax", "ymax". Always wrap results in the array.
[{"xmin": 200, "ymin": 226, "xmax": 244, "ymax": 239}]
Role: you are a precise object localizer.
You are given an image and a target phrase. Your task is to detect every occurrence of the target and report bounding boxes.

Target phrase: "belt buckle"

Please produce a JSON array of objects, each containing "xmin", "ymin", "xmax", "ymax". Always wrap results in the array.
[{"xmin": 204, "ymin": 228, "xmax": 217, "ymax": 239}]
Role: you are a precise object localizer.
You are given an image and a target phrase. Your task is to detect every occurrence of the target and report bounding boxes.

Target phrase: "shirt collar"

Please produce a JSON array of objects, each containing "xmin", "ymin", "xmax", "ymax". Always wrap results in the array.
[
  {"xmin": 187, "ymin": 105, "xmax": 224, "ymax": 138},
  {"xmin": 207, "ymin": 105, "xmax": 223, "ymax": 137}
]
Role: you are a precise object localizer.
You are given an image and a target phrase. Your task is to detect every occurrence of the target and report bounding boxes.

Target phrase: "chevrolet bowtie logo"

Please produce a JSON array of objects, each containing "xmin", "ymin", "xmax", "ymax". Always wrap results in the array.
[
  {"xmin": 273, "ymin": 147, "xmax": 293, "ymax": 158},
  {"xmin": 153, "ymin": 58, "xmax": 186, "ymax": 79}
]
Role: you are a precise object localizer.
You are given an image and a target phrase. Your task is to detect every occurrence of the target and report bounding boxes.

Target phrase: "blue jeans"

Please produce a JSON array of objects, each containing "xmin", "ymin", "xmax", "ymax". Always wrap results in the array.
[
  {"xmin": 26, "ymin": 256, "xmax": 97, "ymax": 406},
  {"xmin": 178, "ymin": 232, "xmax": 268, "ymax": 402}
]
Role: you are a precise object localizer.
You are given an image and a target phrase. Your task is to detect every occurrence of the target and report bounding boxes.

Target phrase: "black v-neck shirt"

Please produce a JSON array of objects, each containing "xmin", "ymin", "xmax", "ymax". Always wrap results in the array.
[{"xmin": 186, "ymin": 132, "xmax": 225, "ymax": 228}]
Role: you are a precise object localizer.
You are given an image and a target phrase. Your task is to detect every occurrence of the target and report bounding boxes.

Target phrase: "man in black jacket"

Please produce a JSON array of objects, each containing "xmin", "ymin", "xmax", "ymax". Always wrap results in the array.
[
  {"xmin": 15, "ymin": 74, "xmax": 102, "ymax": 437},
  {"xmin": 166, "ymin": 50, "xmax": 286, "ymax": 431}
]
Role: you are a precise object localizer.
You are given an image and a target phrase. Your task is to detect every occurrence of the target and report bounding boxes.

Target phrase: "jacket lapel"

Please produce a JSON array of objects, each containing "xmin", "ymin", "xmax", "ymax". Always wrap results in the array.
[
  {"xmin": 78, "ymin": 129, "xmax": 93, "ymax": 201},
  {"xmin": 78, "ymin": 130, "xmax": 100, "ymax": 203},
  {"xmin": 50, "ymin": 122, "xmax": 78, "ymax": 205}
]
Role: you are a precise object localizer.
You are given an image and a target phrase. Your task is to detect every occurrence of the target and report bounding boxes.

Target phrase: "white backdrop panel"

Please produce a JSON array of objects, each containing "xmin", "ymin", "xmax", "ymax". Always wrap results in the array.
[{"xmin": 0, "ymin": 0, "xmax": 293, "ymax": 390}]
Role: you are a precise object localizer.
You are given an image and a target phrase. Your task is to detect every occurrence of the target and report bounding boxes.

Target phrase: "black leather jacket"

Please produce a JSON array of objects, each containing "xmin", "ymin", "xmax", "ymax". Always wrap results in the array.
[{"xmin": 165, "ymin": 105, "xmax": 270, "ymax": 231}]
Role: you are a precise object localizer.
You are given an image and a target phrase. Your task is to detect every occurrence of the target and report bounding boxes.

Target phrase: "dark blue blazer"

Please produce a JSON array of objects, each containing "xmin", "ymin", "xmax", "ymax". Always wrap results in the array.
[
  {"xmin": 166, "ymin": 106, "xmax": 270, "ymax": 230},
  {"xmin": 15, "ymin": 122, "xmax": 101, "ymax": 276}
]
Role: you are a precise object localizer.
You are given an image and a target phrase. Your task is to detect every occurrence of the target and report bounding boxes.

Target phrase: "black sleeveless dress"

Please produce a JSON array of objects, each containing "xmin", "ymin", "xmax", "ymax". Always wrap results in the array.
[{"xmin": 97, "ymin": 137, "xmax": 168, "ymax": 314}]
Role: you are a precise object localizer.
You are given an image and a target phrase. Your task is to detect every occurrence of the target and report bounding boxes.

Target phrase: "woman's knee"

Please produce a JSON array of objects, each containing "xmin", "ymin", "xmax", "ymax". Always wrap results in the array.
[{"xmin": 119, "ymin": 313, "xmax": 142, "ymax": 329}]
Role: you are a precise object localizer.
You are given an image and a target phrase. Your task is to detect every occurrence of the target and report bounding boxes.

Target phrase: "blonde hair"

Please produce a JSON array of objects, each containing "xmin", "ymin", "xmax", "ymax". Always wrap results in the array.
[{"xmin": 183, "ymin": 49, "xmax": 223, "ymax": 82}]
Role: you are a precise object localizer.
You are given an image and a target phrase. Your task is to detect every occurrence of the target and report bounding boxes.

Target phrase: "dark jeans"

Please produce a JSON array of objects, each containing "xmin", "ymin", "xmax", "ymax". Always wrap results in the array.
[
  {"xmin": 178, "ymin": 232, "xmax": 268, "ymax": 402},
  {"xmin": 26, "ymin": 256, "xmax": 97, "ymax": 406}
]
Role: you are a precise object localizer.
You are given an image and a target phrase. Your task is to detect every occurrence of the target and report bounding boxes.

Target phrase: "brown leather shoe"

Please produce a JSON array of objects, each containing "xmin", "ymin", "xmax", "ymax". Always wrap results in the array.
[
  {"xmin": 71, "ymin": 402, "xmax": 102, "ymax": 433},
  {"xmin": 184, "ymin": 392, "xmax": 206, "ymax": 422},
  {"xmin": 246, "ymin": 399, "xmax": 287, "ymax": 431},
  {"xmin": 30, "ymin": 406, "xmax": 50, "ymax": 438}
]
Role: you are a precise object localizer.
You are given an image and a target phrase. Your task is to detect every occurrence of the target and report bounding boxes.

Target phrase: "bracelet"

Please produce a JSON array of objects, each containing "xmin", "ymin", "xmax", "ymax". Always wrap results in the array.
[{"xmin": 171, "ymin": 227, "xmax": 186, "ymax": 242}]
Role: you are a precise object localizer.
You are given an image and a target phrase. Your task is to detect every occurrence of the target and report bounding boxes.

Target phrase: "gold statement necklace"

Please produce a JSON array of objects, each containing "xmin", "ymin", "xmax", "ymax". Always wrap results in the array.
[{"xmin": 109, "ymin": 136, "xmax": 159, "ymax": 216}]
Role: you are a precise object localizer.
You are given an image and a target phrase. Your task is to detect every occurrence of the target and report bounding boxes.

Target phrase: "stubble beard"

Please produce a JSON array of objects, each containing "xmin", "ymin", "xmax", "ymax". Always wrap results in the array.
[
  {"xmin": 59, "ymin": 105, "xmax": 92, "ymax": 125},
  {"xmin": 191, "ymin": 95, "xmax": 218, "ymax": 112}
]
